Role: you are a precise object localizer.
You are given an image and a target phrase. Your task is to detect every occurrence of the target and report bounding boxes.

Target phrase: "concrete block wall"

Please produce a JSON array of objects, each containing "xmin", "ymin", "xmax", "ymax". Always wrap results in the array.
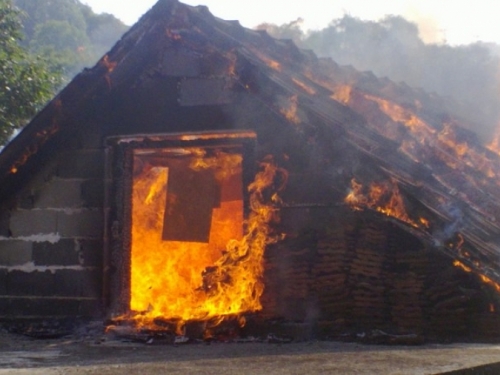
[{"xmin": 0, "ymin": 148, "xmax": 105, "ymax": 319}]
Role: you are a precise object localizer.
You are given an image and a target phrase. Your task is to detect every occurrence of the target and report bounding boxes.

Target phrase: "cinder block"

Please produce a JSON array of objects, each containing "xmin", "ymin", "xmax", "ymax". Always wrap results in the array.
[
  {"xmin": 56, "ymin": 210, "xmax": 103, "ymax": 238},
  {"xmin": 17, "ymin": 193, "xmax": 35, "ymax": 209},
  {"xmin": 34, "ymin": 179, "xmax": 84, "ymax": 209},
  {"xmin": 7, "ymin": 270, "xmax": 54, "ymax": 296},
  {"xmin": 80, "ymin": 179, "xmax": 104, "ymax": 208},
  {"xmin": 0, "ymin": 210, "xmax": 10, "ymax": 236},
  {"xmin": 10, "ymin": 209, "xmax": 58, "ymax": 237},
  {"xmin": 79, "ymin": 299, "xmax": 102, "ymax": 317},
  {"xmin": 179, "ymin": 78, "xmax": 232, "ymax": 106},
  {"xmin": 0, "ymin": 297, "xmax": 10, "ymax": 315},
  {"xmin": 32, "ymin": 239, "xmax": 78, "ymax": 266},
  {"xmin": 53, "ymin": 270, "xmax": 101, "ymax": 298},
  {"xmin": 78, "ymin": 126, "xmax": 104, "ymax": 149},
  {"xmin": 200, "ymin": 52, "xmax": 235, "ymax": 76},
  {"xmin": 60, "ymin": 122, "xmax": 103, "ymax": 149},
  {"xmin": 0, "ymin": 269, "xmax": 7, "ymax": 295},
  {"xmin": 34, "ymin": 238, "xmax": 102, "ymax": 267},
  {"xmin": 7, "ymin": 297, "xmax": 82, "ymax": 316},
  {"xmin": 57, "ymin": 150, "xmax": 104, "ymax": 179},
  {"xmin": 75, "ymin": 239, "xmax": 103, "ymax": 267},
  {"xmin": 0, "ymin": 240, "xmax": 33, "ymax": 266},
  {"xmin": 162, "ymin": 49, "xmax": 201, "ymax": 77}
]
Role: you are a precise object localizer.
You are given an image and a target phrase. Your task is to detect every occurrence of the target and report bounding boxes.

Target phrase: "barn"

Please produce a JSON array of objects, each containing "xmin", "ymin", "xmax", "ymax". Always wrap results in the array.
[{"xmin": 1, "ymin": 0, "xmax": 500, "ymax": 342}]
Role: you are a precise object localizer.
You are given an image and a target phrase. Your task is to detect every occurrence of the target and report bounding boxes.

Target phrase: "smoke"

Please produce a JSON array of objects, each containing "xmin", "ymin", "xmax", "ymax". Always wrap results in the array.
[
  {"xmin": 432, "ymin": 202, "xmax": 464, "ymax": 247},
  {"xmin": 260, "ymin": 15, "xmax": 500, "ymax": 141},
  {"xmin": 405, "ymin": 11, "xmax": 444, "ymax": 44}
]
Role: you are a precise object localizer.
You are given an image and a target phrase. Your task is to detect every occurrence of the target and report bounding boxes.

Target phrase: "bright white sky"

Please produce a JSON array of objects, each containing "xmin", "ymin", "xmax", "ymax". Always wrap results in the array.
[{"xmin": 82, "ymin": 0, "xmax": 500, "ymax": 46}]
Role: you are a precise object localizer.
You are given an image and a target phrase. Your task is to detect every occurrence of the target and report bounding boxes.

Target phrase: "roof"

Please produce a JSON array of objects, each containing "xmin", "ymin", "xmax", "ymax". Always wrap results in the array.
[{"xmin": 1, "ymin": 0, "xmax": 500, "ymax": 282}]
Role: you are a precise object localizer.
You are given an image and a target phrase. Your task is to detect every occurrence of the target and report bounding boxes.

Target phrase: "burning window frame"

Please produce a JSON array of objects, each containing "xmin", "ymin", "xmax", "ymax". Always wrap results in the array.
[{"xmin": 103, "ymin": 130, "xmax": 257, "ymax": 319}]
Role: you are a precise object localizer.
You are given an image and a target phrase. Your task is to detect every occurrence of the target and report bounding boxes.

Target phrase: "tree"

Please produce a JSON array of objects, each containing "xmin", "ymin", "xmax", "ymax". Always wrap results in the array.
[
  {"xmin": 0, "ymin": 0, "xmax": 62, "ymax": 145},
  {"xmin": 13, "ymin": 0, "xmax": 128, "ymax": 78},
  {"xmin": 11, "ymin": 0, "xmax": 87, "ymax": 41}
]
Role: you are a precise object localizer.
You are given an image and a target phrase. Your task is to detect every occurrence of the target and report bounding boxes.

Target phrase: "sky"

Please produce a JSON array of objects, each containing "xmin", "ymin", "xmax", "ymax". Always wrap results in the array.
[{"xmin": 81, "ymin": 0, "xmax": 500, "ymax": 46}]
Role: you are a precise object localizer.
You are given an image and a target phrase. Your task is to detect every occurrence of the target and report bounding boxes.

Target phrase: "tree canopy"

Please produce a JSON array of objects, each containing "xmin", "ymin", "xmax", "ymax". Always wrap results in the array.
[
  {"xmin": 0, "ymin": 0, "xmax": 128, "ymax": 145},
  {"xmin": 0, "ymin": 0, "xmax": 62, "ymax": 145},
  {"xmin": 13, "ymin": 0, "xmax": 128, "ymax": 78}
]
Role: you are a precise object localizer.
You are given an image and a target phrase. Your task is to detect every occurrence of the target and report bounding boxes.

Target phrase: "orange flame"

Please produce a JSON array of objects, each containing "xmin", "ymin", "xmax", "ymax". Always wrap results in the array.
[
  {"xmin": 330, "ymin": 85, "xmax": 352, "ymax": 104},
  {"xmin": 453, "ymin": 260, "xmax": 472, "ymax": 272},
  {"xmin": 280, "ymin": 95, "xmax": 300, "ymax": 124},
  {"xmin": 345, "ymin": 178, "xmax": 423, "ymax": 228},
  {"xmin": 304, "ymin": 74, "xmax": 500, "ymax": 185},
  {"xmin": 454, "ymin": 260, "xmax": 500, "ymax": 293},
  {"xmin": 128, "ymin": 151, "xmax": 286, "ymax": 328},
  {"xmin": 248, "ymin": 47, "xmax": 281, "ymax": 71},
  {"xmin": 100, "ymin": 55, "xmax": 117, "ymax": 73},
  {"xmin": 456, "ymin": 233, "xmax": 465, "ymax": 252},
  {"xmin": 344, "ymin": 178, "xmax": 366, "ymax": 209},
  {"xmin": 377, "ymin": 94, "xmax": 495, "ymax": 180},
  {"xmin": 223, "ymin": 51, "xmax": 238, "ymax": 77},
  {"xmin": 487, "ymin": 132, "xmax": 500, "ymax": 156},
  {"xmin": 166, "ymin": 29, "xmax": 182, "ymax": 41},
  {"xmin": 437, "ymin": 123, "xmax": 469, "ymax": 158},
  {"xmin": 292, "ymin": 78, "xmax": 316, "ymax": 95},
  {"xmin": 10, "ymin": 121, "xmax": 59, "ymax": 174},
  {"xmin": 419, "ymin": 217, "xmax": 430, "ymax": 229},
  {"xmin": 364, "ymin": 93, "xmax": 436, "ymax": 143}
]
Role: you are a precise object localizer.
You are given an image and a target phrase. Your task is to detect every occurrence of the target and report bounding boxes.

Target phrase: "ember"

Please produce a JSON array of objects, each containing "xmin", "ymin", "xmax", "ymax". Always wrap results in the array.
[
  {"xmin": 487, "ymin": 133, "xmax": 500, "ymax": 156},
  {"xmin": 330, "ymin": 84, "xmax": 352, "ymax": 104},
  {"xmin": 363, "ymin": 93, "xmax": 437, "ymax": 145},
  {"xmin": 280, "ymin": 95, "xmax": 300, "ymax": 125},
  {"xmin": 248, "ymin": 47, "xmax": 282, "ymax": 71},
  {"xmin": 454, "ymin": 260, "xmax": 500, "ymax": 293},
  {"xmin": 10, "ymin": 122, "xmax": 59, "ymax": 174},
  {"xmin": 292, "ymin": 78, "xmax": 316, "ymax": 95}
]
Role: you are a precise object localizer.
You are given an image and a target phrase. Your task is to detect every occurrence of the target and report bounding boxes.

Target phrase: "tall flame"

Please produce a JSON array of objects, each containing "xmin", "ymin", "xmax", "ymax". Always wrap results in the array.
[
  {"xmin": 129, "ymin": 151, "xmax": 286, "ymax": 327},
  {"xmin": 199, "ymin": 156, "xmax": 287, "ymax": 314},
  {"xmin": 487, "ymin": 132, "xmax": 500, "ymax": 156}
]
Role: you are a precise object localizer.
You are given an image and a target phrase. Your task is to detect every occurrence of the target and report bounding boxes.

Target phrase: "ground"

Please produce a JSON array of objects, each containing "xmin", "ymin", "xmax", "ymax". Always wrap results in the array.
[{"xmin": 1, "ymin": 329, "xmax": 500, "ymax": 374}]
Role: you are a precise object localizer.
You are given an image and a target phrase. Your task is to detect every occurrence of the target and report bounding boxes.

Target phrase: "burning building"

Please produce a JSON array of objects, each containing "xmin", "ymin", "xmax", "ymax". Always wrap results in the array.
[{"xmin": 1, "ymin": 0, "xmax": 500, "ymax": 342}]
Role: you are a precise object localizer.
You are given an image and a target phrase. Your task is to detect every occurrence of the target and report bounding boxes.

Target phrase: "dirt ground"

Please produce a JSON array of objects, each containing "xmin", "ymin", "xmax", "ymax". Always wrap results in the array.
[{"xmin": 1, "ymin": 330, "xmax": 500, "ymax": 375}]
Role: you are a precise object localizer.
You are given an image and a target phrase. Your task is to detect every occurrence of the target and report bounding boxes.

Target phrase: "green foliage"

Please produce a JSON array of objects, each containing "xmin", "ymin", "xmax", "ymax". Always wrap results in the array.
[
  {"xmin": 29, "ymin": 19, "xmax": 93, "ymax": 75},
  {"xmin": 0, "ymin": 0, "xmax": 62, "ymax": 145},
  {"xmin": 0, "ymin": 0, "xmax": 127, "ymax": 145},
  {"xmin": 13, "ymin": 0, "xmax": 128, "ymax": 78},
  {"xmin": 31, "ymin": 20, "xmax": 89, "ymax": 51},
  {"xmin": 12, "ymin": 0, "xmax": 86, "ymax": 40}
]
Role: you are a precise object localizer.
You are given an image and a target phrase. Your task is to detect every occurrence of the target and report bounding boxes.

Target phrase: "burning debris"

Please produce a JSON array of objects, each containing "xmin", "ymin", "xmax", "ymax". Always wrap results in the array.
[
  {"xmin": 125, "ymin": 152, "xmax": 287, "ymax": 332},
  {"xmin": 9, "ymin": 104, "xmax": 61, "ymax": 174},
  {"xmin": 344, "ymin": 178, "xmax": 425, "ymax": 229},
  {"xmin": 454, "ymin": 260, "xmax": 500, "ymax": 293},
  {"xmin": 279, "ymin": 95, "xmax": 301, "ymax": 125}
]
